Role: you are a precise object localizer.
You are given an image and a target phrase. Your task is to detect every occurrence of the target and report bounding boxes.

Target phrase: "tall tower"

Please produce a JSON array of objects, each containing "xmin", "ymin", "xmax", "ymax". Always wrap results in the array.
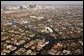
[{"xmin": 29, "ymin": 1, "xmax": 36, "ymax": 8}]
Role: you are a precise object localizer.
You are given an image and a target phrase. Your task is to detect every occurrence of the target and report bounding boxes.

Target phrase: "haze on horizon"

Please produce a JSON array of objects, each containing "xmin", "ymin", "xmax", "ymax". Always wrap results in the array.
[{"xmin": 1, "ymin": 1, "xmax": 83, "ymax": 6}]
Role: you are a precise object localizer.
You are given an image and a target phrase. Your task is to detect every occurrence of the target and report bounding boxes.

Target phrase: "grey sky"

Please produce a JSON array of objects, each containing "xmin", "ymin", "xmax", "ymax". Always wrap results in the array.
[{"xmin": 1, "ymin": 1, "xmax": 83, "ymax": 5}]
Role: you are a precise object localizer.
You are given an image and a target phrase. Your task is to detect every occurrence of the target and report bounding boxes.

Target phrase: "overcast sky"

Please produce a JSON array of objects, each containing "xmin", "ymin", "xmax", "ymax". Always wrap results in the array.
[{"xmin": 1, "ymin": 1, "xmax": 83, "ymax": 5}]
